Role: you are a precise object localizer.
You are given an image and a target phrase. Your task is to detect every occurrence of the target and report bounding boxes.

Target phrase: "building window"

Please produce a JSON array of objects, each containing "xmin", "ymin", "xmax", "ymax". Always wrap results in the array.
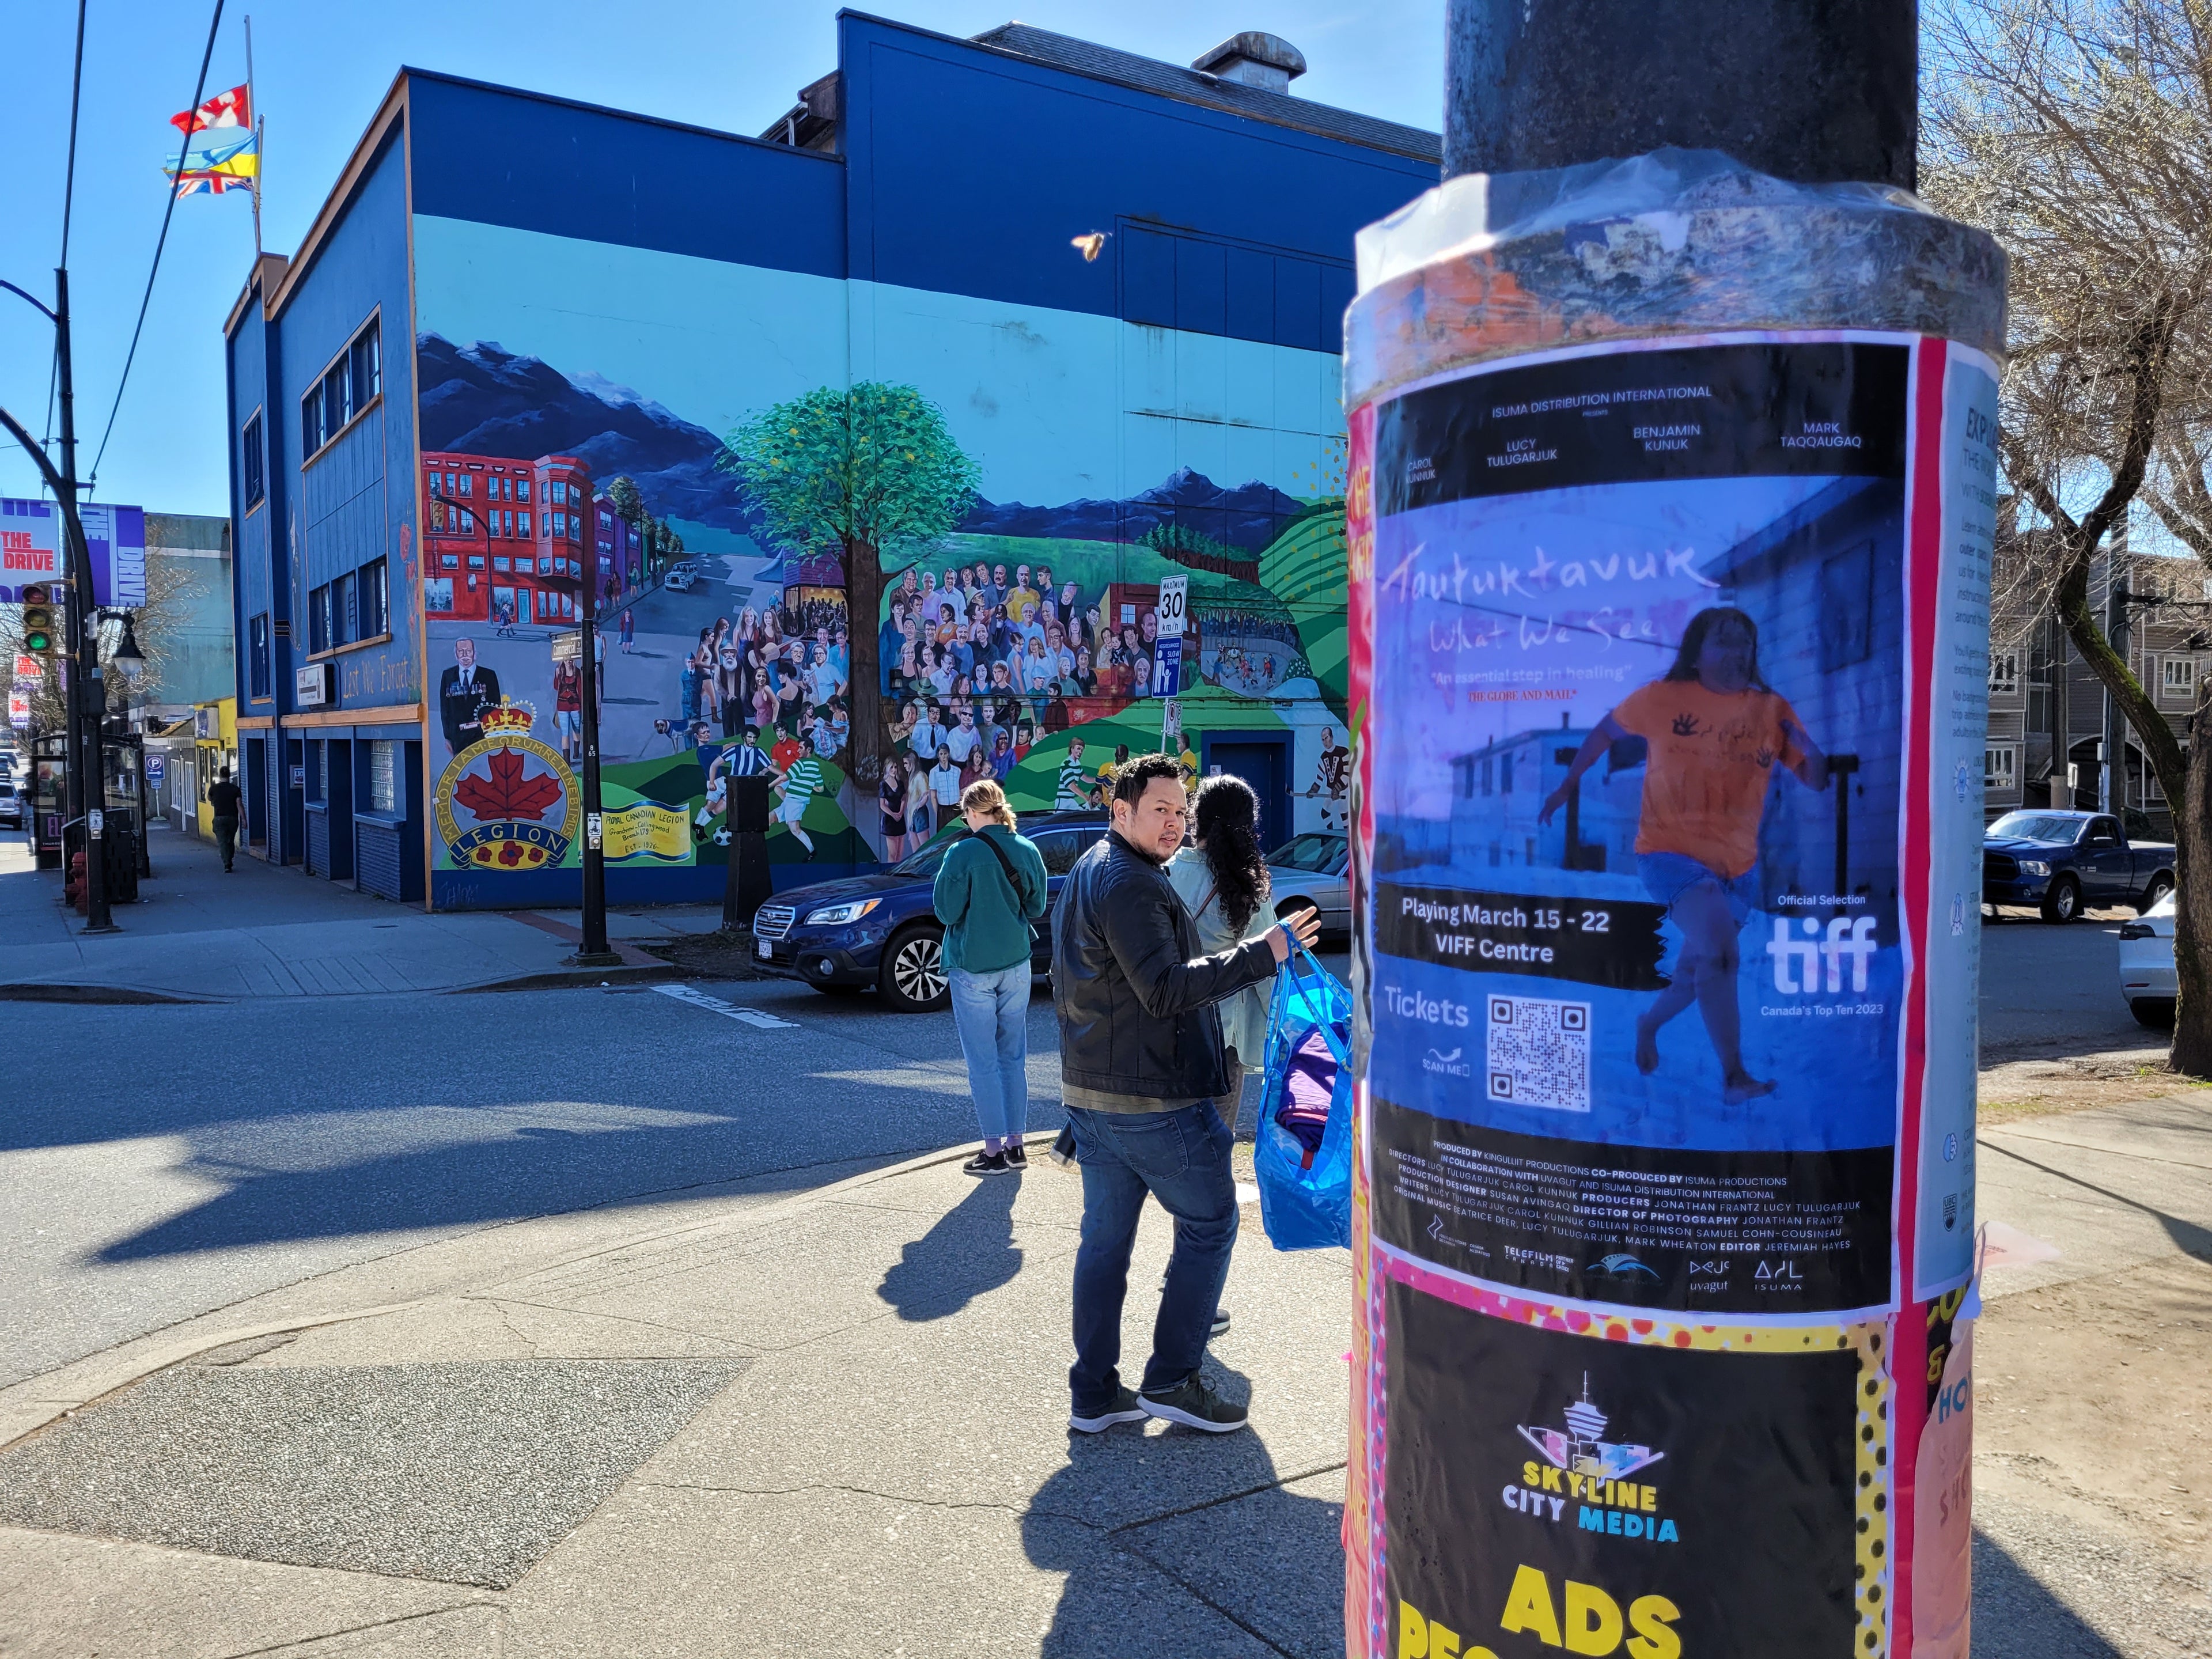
[
  {"xmin": 368, "ymin": 740, "xmax": 398, "ymax": 812},
  {"xmin": 308, "ymin": 582, "xmax": 333, "ymax": 655},
  {"xmin": 249, "ymin": 612, "xmax": 271, "ymax": 699},
  {"xmin": 1985, "ymin": 745, "xmax": 2017, "ymax": 790},
  {"xmin": 1988, "ymin": 648, "xmax": 2020, "ymax": 696},
  {"xmin": 242, "ymin": 412, "xmax": 264, "ymax": 509},
  {"xmin": 551, "ymin": 482, "xmax": 567, "ymax": 506},
  {"xmin": 493, "ymin": 556, "xmax": 511, "ymax": 574},
  {"xmin": 441, "ymin": 553, "xmax": 459, "ymax": 570},
  {"xmin": 516, "ymin": 479, "xmax": 530, "ymax": 502},
  {"xmin": 358, "ymin": 558, "xmax": 388, "ymax": 639},
  {"xmin": 424, "ymin": 577, "xmax": 454, "ymax": 612},
  {"xmin": 517, "ymin": 511, "xmax": 531, "ymax": 536},
  {"xmin": 2162, "ymin": 656, "xmax": 2197, "ymax": 702},
  {"xmin": 301, "ymin": 316, "xmax": 381, "ymax": 464}
]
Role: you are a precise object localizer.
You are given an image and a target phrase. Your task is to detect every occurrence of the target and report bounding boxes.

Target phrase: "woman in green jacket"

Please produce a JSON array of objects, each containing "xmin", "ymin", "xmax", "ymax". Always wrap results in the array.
[{"xmin": 933, "ymin": 779, "xmax": 1050, "ymax": 1175}]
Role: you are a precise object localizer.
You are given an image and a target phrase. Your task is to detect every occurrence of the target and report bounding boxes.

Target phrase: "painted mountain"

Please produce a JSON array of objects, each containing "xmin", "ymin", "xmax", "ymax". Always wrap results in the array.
[
  {"xmin": 416, "ymin": 335, "xmax": 1313, "ymax": 552},
  {"xmin": 416, "ymin": 335, "xmax": 763, "ymax": 534},
  {"xmin": 960, "ymin": 469, "xmax": 1306, "ymax": 551}
]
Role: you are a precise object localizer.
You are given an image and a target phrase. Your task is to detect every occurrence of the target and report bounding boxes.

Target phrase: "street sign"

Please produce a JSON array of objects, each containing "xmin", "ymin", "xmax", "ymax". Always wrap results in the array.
[
  {"xmin": 551, "ymin": 630, "xmax": 583, "ymax": 663},
  {"xmin": 1153, "ymin": 636, "xmax": 1183, "ymax": 698},
  {"xmin": 146, "ymin": 754, "xmax": 165, "ymax": 787},
  {"xmin": 1157, "ymin": 575, "xmax": 1188, "ymax": 638}
]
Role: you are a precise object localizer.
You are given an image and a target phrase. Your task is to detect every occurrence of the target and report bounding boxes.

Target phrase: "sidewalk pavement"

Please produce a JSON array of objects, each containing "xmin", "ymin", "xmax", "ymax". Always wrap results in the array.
[
  {"xmin": 0, "ymin": 1092, "xmax": 2202, "ymax": 1655},
  {"xmin": 0, "ymin": 826, "xmax": 714, "ymax": 1001}
]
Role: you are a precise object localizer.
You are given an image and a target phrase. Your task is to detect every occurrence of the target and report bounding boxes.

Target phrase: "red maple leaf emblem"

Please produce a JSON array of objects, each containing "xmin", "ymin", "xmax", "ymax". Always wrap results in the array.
[{"xmin": 454, "ymin": 748, "xmax": 563, "ymax": 823}]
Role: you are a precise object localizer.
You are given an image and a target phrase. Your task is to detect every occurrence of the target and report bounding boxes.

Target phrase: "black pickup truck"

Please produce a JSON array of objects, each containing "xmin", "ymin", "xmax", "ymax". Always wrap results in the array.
[{"xmin": 1982, "ymin": 809, "xmax": 2176, "ymax": 923}]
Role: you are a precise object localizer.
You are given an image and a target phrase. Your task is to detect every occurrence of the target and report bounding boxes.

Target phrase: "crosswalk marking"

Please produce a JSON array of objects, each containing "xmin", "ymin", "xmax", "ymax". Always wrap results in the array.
[{"xmin": 652, "ymin": 982, "xmax": 800, "ymax": 1030}]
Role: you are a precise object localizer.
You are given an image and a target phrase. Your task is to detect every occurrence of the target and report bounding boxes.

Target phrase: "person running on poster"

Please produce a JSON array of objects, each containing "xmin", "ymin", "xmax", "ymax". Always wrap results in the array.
[{"xmin": 1540, "ymin": 606, "xmax": 1828, "ymax": 1105}]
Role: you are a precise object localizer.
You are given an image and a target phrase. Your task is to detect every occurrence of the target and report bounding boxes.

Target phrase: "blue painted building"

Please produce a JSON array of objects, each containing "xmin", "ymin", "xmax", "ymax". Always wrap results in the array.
[{"xmin": 224, "ymin": 13, "xmax": 1435, "ymax": 909}]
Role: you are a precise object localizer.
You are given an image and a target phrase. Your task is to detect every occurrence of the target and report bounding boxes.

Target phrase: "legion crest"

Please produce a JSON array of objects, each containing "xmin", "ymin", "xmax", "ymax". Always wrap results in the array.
[{"xmin": 433, "ymin": 699, "xmax": 579, "ymax": 870}]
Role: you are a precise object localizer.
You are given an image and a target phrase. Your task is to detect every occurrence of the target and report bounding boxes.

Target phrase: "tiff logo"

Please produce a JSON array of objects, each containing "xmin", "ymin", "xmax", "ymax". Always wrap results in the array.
[{"xmin": 1766, "ymin": 916, "xmax": 1876, "ymax": 994}]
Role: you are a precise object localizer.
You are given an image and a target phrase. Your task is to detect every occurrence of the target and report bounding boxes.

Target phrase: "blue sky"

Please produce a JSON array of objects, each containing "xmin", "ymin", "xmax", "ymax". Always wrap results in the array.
[{"xmin": 0, "ymin": 1, "xmax": 1446, "ymax": 520}]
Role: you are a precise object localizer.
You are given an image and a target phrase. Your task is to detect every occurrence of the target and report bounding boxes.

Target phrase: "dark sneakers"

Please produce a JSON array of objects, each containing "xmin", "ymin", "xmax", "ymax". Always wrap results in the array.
[
  {"xmin": 1069, "ymin": 1385, "xmax": 1149, "ymax": 1434},
  {"xmin": 1003, "ymin": 1143, "xmax": 1028, "ymax": 1169},
  {"xmin": 963, "ymin": 1150, "xmax": 1013, "ymax": 1177},
  {"xmin": 1139, "ymin": 1376, "xmax": 1249, "ymax": 1433}
]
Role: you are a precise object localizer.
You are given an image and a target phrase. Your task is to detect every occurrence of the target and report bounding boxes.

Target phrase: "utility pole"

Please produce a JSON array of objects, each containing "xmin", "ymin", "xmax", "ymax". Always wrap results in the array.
[
  {"xmin": 1442, "ymin": 0, "xmax": 1916, "ymax": 187},
  {"xmin": 1340, "ymin": 10, "xmax": 2002, "ymax": 1658},
  {"xmin": 54, "ymin": 266, "xmax": 112, "ymax": 933}
]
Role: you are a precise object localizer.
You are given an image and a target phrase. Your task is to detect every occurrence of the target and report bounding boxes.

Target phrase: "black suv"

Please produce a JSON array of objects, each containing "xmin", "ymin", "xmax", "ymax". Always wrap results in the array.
[{"xmin": 751, "ymin": 811, "xmax": 1109, "ymax": 1012}]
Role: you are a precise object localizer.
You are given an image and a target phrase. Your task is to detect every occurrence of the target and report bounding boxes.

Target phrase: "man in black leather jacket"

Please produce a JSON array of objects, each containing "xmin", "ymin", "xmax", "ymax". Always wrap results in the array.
[{"xmin": 1052, "ymin": 753, "xmax": 1319, "ymax": 1435}]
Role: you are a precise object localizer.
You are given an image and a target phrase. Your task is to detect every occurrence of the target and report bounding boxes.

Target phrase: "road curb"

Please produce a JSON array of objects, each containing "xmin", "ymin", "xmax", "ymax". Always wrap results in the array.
[
  {"xmin": 452, "ymin": 960, "xmax": 684, "ymax": 995},
  {"xmin": 0, "ymin": 982, "xmax": 216, "ymax": 1006}
]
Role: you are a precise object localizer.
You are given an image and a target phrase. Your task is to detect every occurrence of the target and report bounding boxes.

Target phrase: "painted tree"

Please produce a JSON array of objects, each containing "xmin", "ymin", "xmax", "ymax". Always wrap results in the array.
[
  {"xmin": 604, "ymin": 475, "xmax": 645, "ymax": 526},
  {"xmin": 1925, "ymin": 0, "xmax": 2212, "ymax": 1070},
  {"xmin": 720, "ymin": 382, "xmax": 979, "ymax": 782}
]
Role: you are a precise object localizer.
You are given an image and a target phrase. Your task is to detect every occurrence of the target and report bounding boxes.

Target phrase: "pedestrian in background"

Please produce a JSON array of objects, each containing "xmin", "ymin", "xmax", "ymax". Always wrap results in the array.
[
  {"xmin": 207, "ymin": 766, "xmax": 243, "ymax": 873},
  {"xmin": 934, "ymin": 779, "xmax": 1048, "ymax": 1176},
  {"xmin": 1052, "ymin": 754, "xmax": 1319, "ymax": 1435},
  {"xmin": 1165, "ymin": 774, "xmax": 1278, "ymax": 1134}
]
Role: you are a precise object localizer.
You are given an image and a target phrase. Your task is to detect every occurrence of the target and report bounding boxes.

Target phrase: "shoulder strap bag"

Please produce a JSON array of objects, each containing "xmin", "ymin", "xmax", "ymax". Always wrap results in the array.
[{"xmin": 971, "ymin": 831, "xmax": 1042, "ymax": 944}]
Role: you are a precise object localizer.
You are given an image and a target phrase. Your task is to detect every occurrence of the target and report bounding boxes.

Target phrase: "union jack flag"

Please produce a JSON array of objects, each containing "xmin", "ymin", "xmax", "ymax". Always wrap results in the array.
[
  {"xmin": 172, "ymin": 171, "xmax": 250, "ymax": 198},
  {"xmin": 171, "ymin": 84, "xmax": 252, "ymax": 137}
]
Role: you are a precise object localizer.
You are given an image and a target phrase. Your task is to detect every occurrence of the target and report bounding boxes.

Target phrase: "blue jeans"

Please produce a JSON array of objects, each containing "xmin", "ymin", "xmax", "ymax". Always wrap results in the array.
[
  {"xmin": 950, "ymin": 963, "xmax": 1031, "ymax": 1141},
  {"xmin": 1066, "ymin": 1101, "xmax": 1237, "ymax": 1407}
]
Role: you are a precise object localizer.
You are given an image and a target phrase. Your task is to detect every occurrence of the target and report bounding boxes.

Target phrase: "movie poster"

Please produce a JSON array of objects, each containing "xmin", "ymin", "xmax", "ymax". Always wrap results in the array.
[
  {"xmin": 1367, "ymin": 336, "xmax": 1942, "ymax": 1319},
  {"xmin": 1381, "ymin": 1278, "xmax": 1866, "ymax": 1659}
]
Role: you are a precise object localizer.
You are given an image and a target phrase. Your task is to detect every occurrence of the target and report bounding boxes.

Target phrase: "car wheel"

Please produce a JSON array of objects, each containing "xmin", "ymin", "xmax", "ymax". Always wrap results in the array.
[
  {"xmin": 2130, "ymin": 996, "xmax": 2176, "ymax": 1031},
  {"xmin": 2138, "ymin": 874, "xmax": 2174, "ymax": 914},
  {"xmin": 2040, "ymin": 875, "xmax": 2081, "ymax": 924},
  {"xmin": 880, "ymin": 925, "xmax": 950, "ymax": 1013}
]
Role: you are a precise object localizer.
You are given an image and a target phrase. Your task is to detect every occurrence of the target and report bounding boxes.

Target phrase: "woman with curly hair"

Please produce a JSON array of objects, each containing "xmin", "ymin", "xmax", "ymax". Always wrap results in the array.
[{"xmin": 1166, "ymin": 772, "xmax": 1279, "ymax": 1130}]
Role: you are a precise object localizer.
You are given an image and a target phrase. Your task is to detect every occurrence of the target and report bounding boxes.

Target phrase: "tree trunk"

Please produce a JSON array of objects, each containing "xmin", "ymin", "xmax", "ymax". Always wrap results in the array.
[
  {"xmin": 2172, "ymin": 697, "xmax": 2212, "ymax": 1075},
  {"xmin": 844, "ymin": 534, "xmax": 885, "ymax": 849}
]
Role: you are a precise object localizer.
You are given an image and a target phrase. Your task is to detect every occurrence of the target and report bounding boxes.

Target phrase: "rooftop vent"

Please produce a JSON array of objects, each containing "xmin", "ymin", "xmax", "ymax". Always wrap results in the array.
[{"xmin": 1191, "ymin": 32, "xmax": 1306, "ymax": 95}]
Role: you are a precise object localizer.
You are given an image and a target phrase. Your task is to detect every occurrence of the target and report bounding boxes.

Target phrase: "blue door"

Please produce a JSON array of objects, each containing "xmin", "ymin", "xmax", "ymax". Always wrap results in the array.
[{"xmin": 1203, "ymin": 734, "xmax": 1293, "ymax": 852}]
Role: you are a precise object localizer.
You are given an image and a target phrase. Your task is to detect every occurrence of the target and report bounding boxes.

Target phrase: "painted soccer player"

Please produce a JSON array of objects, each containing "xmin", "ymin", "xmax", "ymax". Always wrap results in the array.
[{"xmin": 1540, "ymin": 607, "xmax": 1828, "ymax": 1105}]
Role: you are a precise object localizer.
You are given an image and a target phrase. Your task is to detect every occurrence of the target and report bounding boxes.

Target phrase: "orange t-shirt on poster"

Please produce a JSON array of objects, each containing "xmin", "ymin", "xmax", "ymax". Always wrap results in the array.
[{"xmin": 1611, "ymin": 679, "xmax": 1806, "ymax": 879}]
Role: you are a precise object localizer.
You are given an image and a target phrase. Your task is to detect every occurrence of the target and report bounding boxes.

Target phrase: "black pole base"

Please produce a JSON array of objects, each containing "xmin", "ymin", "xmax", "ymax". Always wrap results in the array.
[
  {"xmin": 565, "ymin": 950, "xmax": 625, "ymax": 969},
  {"xmin": 79, "ymin": 922, "xmax": 120, "ymax": 935}
]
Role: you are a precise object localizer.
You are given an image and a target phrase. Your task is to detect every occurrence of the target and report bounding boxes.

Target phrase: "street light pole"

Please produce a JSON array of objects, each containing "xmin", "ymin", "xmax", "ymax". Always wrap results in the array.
[
  {"xmin": 0, "ymin": 264, "xmax": 109, "ymax": 931},
  {"xmin": 573, "ymin": 565, "xmax": 616, "ymax": 967}
]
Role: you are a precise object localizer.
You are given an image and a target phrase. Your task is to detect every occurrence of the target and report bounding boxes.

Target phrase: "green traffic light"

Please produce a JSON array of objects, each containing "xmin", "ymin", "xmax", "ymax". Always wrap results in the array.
[{"xmin": 25, "ymin": 629, "xmax": 52, "ymax": 653}]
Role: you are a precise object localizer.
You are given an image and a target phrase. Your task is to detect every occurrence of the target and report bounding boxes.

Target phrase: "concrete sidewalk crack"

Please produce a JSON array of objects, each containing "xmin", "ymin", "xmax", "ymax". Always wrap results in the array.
[
  {"xmin": 1103, "ymin": 1459, "xmax": 1348, "ymax": 1535},
  {"xmin": 638, "ymin": 1478, "xmax": 1050, "ymax": 1522},
  {"xmin": 212, "ymin": 1601, "xmax": 499, "ymax": 1659}
]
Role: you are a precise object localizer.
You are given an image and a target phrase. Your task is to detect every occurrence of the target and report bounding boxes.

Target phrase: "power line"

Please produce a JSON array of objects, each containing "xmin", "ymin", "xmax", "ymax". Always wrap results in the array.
[
  {"xmin": 40, "ymin": 0, "xmax": 88, "ymax": 493},
  {"xmin": 87, "ymin": 0, "xmax": 225, "ymax": 494}
]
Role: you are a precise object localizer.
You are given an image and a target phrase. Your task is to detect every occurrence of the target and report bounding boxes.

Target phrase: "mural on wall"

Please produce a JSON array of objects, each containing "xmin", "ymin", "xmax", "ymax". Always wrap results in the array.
[{"xmin": 412, "ymin": 222, "xmax": 1353, "ymax": 891}]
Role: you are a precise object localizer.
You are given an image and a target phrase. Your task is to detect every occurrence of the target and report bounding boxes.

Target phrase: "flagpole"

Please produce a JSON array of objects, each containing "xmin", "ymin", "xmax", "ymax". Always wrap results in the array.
[{"xmin": 244, "ymin": 14, "xmax": 263, "ymax": 260}]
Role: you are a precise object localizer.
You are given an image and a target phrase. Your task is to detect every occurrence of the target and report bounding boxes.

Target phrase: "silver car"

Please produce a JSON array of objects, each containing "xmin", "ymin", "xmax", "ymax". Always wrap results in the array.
[
  {"xmin": 2118, "ymin": 889, "xmax": 2178, "ymax": 1028},
  {"xmin": 1266, "ymin": 832, "xmax": 1350, "ymax": 941}
]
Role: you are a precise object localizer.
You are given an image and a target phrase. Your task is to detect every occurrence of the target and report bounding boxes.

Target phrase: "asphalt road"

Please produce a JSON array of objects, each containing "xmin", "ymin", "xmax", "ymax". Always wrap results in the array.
[
  {"xmin": 1979, "ymin": 904, "xmax": 2162, "ymax": 1059},
  {"xmin": 0, "ymin": 902, "xmax": 2139, "ymax": 1395}
]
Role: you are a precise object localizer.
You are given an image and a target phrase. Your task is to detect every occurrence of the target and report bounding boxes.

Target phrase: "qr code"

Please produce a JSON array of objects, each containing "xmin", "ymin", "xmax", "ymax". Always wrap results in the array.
[{"xmin": 1487, "ymin": 995, "xmax": 1592, "ymax": 1112}]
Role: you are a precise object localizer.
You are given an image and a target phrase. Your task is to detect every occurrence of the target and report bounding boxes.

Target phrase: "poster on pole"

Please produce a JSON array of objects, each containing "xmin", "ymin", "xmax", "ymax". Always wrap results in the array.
[
  {"xmin": 0, "ymin": 499, "xmax": 144, "ymax": 607},
  {"xmin": 1360, "ymin": 334, "xmax": 1995, "ymax": 1322}
]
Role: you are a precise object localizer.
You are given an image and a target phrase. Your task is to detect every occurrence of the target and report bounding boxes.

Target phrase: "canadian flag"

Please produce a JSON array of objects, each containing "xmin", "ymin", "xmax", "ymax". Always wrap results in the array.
[{"xmin": 171, "ymin": 84, "xmax": 252, "ymax": 137}]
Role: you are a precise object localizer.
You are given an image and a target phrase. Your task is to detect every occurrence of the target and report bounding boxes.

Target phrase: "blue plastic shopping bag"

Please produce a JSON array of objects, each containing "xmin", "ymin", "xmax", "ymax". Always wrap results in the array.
[{"xmin": 1252, "ymin": 944, "xmax": 1353, "ymax": 1249}]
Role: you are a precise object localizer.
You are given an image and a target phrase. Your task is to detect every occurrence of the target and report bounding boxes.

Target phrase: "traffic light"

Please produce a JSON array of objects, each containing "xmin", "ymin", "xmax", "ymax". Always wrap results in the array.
[{"xmin": 20, "ymin": 585, "xmax": 55, "ymax": 657}]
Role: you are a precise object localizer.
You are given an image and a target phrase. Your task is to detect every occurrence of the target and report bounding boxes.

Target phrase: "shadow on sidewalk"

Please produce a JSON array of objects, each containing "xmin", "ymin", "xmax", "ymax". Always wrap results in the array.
[
  {"xmin": 1971, "ymin": 1528, "xmax": 2122, "ymax": 1657},
  {"xmin": 1022, "ymin": 1357, "xmax": 1346, "ymax": 1658},
  {"xmin": 875, "ymin": 1176, "xmax": 1022, "ymax": 1321}
]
